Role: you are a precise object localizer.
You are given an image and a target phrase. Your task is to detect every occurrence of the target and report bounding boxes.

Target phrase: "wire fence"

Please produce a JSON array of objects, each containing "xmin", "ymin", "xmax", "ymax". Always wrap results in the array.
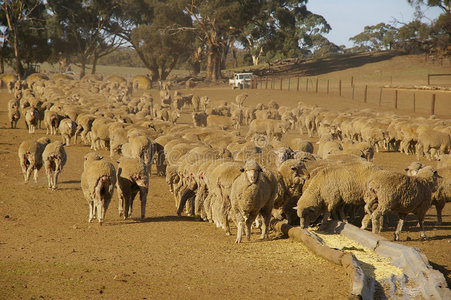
[{"xmin": 251, "ymin": 76, "xmax": 451, "ymax": 116}]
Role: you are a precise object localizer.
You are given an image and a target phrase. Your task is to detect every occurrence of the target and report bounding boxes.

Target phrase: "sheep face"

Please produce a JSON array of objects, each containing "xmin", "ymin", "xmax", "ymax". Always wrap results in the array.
[
  {"xmin": 298, "ymin": 206, "xmax": 321, "ymax": 229},
  {"xmin": 241, "ymin": 160, "xmax": 262, "ymax": 184}
]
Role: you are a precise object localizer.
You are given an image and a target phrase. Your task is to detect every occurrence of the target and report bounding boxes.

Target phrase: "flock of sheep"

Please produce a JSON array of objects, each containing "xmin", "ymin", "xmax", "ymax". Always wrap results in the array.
[{"xmin": 6, "ymin": 74, "xmax": 451, "ymax": 243}]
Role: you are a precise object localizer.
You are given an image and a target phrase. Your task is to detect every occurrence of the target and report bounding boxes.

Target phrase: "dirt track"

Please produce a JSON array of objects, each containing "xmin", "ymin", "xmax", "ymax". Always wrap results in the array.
[{"xmin": 0, "ymin": 86, "xmax": 450, "ymax": 299}]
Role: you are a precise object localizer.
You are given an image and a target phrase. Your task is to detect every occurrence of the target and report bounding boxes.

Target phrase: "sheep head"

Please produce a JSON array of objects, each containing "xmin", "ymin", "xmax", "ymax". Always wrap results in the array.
[{"xmin": 240, "ymin": 160, "xmax": 263, "ymax": 184}]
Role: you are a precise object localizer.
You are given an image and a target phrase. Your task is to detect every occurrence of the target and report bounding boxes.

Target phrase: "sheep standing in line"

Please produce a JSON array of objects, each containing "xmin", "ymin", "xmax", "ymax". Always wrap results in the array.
[
  {"xmin": 121, "ymin": 135, "xmax": 153, "ymax": 172},
  {"xmin": 116, "ymin": 157, "xmax": 149, "ymax": 220},
  {"xmin": 42, "ymin": 141, "xmax": 67, "ymax": 190},
  {"xmin": 230, "ymin": 160, "xmax": 277, "ymax": 243},
  {"xmin": 8, "ymin": 99, "xmax": 20, "ymax": 128},
  {"xmin": 24, "ymin": 107, "xmax": 39, "ymax": 133},
  {"xmin": 17, "ymin": 137, "xmax": 51, "ymax": 183},
  {"xmin": 362, "ymin": 167, "xmax": 439, "ymax": 240},
  {"xmin": 81, "ymin": 152, "xmax": 116, "ymax": 224},
  {"xmin": 44, "ymin": 110, "xmax": 61, "ymax": 135},
  {"xmin": 235, "ymin": 93, "xmax": 248, "ymax": 108},
  {"xmin": 58, "ymin": 118, "xmax": 77, "ymax": 146}
]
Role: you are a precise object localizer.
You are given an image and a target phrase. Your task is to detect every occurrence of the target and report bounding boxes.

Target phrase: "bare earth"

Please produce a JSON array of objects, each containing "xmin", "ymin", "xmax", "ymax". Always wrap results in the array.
[{"xmin": 0, "ymin": 85, "xmax": 450, "ymax": 299}]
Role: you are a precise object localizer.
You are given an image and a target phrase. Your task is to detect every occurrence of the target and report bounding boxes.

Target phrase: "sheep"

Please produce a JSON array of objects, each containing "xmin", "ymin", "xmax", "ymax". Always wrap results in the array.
[
  {"xmin": 170, "ymin": 110, "xmax": 181, "ymax": 126},
  {"xmin": 246, "ymin": 119, "xmax": 289, "ymax": 141},
  {"xmin": 58, "ymin": 118, "xmax": 77, "ymax": 146},
  {"xmin": 81, "ymin": 152, "xmax": 116, "ymax": 224},
  {"xmin": 191, "ymin": 95, "xmax": 200, "ymax": 112},
  {"xmin": 192, "ymin": 112, "xmax": 207, "ymax": 127},
  {"xmin": 74, "ymin": 114, "xmax": 95, "ymax": 144},
  {"xmin": 17, "ymin": 137, "xmax": 51, "ymax": 183},
  {"xmin": 206, "ymin": 115, "xmax": 234, "ymax": 130},
  {"xmin": 24, "ymin": 107, "xmax": 39, "ymax": 133},
  {"xmin": 90, "ymin": 118, "xmax": 112, "ymax": 150},
  {"xmin": 42, "ymin": 141, "xmax": 67, "ymax": 190},
  {"xmin": 287, "ymin": 138, "xmax": 314, "ymax": 153},
  {"xmin": 199, "ymin": 96, "xmax": 209, "ymax": 111},
  {"xmin": 416, "ymin": 128, "xmax": 451, "ymax": 160},
  {"xmin": 121, "ymin": 135, "xmax": 153, "ymax": 172},
  {"xmin": 362, "ymin": 167, "xmax": 439, "ymax": 240},
  {"xmin": 230, "ymin": 160, "xmax": 278, "ymax": 243},
  {"xmin": 116, "ymin": 157, "xmax": 149, "ymax": 220},
  {"xmin": 44, "ymin": 110, "xmax": 61, "ymax": 135},
  {"xmin": 296, "ymin": 160, "xmax": 381, "ymax": 229},
  {"xmin": 235, "ymin": 93, "xmax": 248, "ymax": 107},
  {"xmin": 109, "ymin": 125, "xmax": 128, "ymax": 158},
  {"xmin": 8, "ymin": 102, "xmax": 20, "ymax": 128}
]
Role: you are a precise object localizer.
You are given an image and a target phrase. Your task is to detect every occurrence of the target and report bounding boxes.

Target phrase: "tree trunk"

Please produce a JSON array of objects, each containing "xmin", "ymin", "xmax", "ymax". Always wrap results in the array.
[
  {"xmin": 206, "ymin": 44, "xmax": 221, "ymax": 81},
  {"xmin": 231, "ymin": 45, "xmax": 238, "ymax": 68},
  {"xmin": 79, "ymin": 56, "xmax": 86, "ymax": 79},
  {"xmin": 91, "ymin": 52, "xmax": 99, "ymax": 74},
  {"xmin": 192, "ymin": 61, "xmax": 200, "ymax": 75}
]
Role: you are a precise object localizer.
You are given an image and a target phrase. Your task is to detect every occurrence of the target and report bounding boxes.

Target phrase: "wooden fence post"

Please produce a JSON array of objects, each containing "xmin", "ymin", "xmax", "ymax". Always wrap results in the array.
[
  {"xmin": 339, "ymin": 80, "xmax": 342, "ymax": 96},
  {"xmin": 431, "ymin": 94, "xmax": 436, "ymax": 115},
  {"xmin": 413, "ymin": 93, "xmax": 416, "ymax": 113},
  {"xmin": 394, "ymin": 90, "xmax": 398, "ymax": 109},
  {"xmin": 280, "ymin": 77, "xmax": 283, "ymax": 90},
  {"xmin": 379, "ymin": 88, "xmax": 383, "ymax": 106},
  {"xmin": 364, "ymin": 85, "xmax": 368, "ymax": 103},
  {"xmin": 296, "ymin": 77, "xmax": 300, "ymax": 91},
  {"xmin": 327, "ymin": 80, "xmax": 329, "ymax": 94},
  {"xmin": 315, "ymin": 78, "xmax": 318, "ymax": 93},
  {"xmin": 265, "ymin": 77, "xmax": 268, "ymax": 89},
  {"xmin": 351, "ymin": 76, "xmax": 354, "ymax": 87},
  {"xmin": 305, "ymin": 78, "xmax": 308, "ymax": 92}
]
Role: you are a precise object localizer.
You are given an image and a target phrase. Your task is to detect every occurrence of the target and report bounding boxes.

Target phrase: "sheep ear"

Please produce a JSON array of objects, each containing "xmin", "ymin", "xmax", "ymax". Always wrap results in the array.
[
  {"xmin": 240, "ymin": 168, "xmax": 244, "ymax": 172},
  {"xmin": 291, "ymin": 166, "xmax": 297, "ymax": 171}
]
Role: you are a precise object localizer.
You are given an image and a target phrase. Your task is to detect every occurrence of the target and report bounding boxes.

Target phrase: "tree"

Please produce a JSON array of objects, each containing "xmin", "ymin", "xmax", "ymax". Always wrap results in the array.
[
  {"xmin": 47, "ymin": 0, "xmax": 121, "ymax": 78},
  {"xmin": 349, "ymin": 23, "xmax": 397, "ymax": 51},
  {"xmin": 408, "ymin": 0, "xmax": 450, "ymax": 14},
  {"xmin": 0, "ymin": 0, "xmax": 47, "ymax": 79}
]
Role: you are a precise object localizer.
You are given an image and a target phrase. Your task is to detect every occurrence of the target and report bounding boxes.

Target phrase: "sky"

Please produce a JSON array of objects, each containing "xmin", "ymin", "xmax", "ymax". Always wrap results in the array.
[{"xmin": 307, "ymin": 0, "xmax": 444, "ymax": 48}]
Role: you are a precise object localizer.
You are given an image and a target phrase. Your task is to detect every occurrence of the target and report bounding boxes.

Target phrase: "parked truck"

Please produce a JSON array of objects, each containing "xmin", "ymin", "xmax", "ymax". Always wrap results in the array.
[{"xmin": 229, "ymin": 72, "xmax": 253, "ymax": 89}]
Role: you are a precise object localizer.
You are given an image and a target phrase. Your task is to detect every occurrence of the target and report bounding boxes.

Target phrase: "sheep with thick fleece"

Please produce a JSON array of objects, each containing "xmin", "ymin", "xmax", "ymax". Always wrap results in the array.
[
  {"xmin": 416, "ymin": 128, "xmax": 451, "ymax": 160},
  {"xmin": 235, "ymin": 93, "xmax": 248, "ymax": 107},
  {"xmin": 58, "ymin": 118, "xmax": 77, "ymax": 146},
  {"xmin": 24, "ymin": 107, "xmax": 39, "ymax": 133},
  {"xmin": 44, "ymin": 110, "xmax": 61, "ymax": 135},
  {"xmin": 116, "ymin": 157, "xmax": 149, "ymax": 220},
  {"xmin": 17, "ymin": 137, "xmax": 51, "ymax": 183},
  {"xmin": 296, "ymin": 160, "xmax": 381, "ymax": 229},
  {"xmin": 8, "ymin": 101, "xmax": 20, "ymax": 128},
  {"xmin": 121, "ymin": 135, "xmax": 152, "ymax": 172},
  {"xmin": 81, "ymin": 152, "xmax": 116, "ymax": 224},
  {"xmin": 74, "ymin": 114, "xmax": 95, "ymax": 144},
  {"xmin": 362, "ymin": 167, "xmax": 439, "ymax": 240},
  {"xmin": 42, "ymin": 141, "xmax": 67, "ymax": 190},
  {"xmin": 230, "ymin": 160, "xmax": 278, "ymax": 243}
]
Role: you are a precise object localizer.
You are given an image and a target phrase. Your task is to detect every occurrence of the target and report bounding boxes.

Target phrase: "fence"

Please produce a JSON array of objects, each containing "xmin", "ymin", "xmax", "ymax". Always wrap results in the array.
[{"xmin": 251, "ymin": 76, "xmax": 451, "ymax": 116}]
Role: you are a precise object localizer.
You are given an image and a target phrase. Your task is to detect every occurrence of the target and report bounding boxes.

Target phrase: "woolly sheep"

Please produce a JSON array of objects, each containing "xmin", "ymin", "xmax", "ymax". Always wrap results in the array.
[
  {"xmin": 42, "ymin": 141, "xmax": 67, "ymax": 190},
  {"xmin": 235, "ymin": 93, "xmax": 248, "ymax": 107},
  {"xmin": 116, "ymin": 157, "xmax": 149, "ymax": 220},
  {"xmin": 24, "ymin": 107, "xmax": 39, "ymax": 133},
  {"xmin": 121, "ymin": 135, "xmax": 152, "ymax": 172},
  {"xmin": 362, "ymin": 167, "xmax": 439, "ymax": 240},
  {"xmin": 81, "ymin": 152, "xmax": 116, "ymax": 224},
  {"xmin": 17, "ymin": 137, "xmax": 51, "ymax": 183},
  {"xmin": 416, "ymin": 128, "xmax": 451, "ymax": 160},
  {"xmin": 44, "ymin": 110, "xmax": 61, "ymax": 135},
  {"xmin": 192, "ymin": 112, "xmax": 207, "ymax": 127},
  {"xmin": 8, "ymin": 100, "xmax": 20, "ymax": 128},
  {"xmin": 230, "ymin": 160, "xmax": 278, "ymax": 243},
  {"xmin": 58, "ymin": 118, "xmax": 77, "ymax": 146}
]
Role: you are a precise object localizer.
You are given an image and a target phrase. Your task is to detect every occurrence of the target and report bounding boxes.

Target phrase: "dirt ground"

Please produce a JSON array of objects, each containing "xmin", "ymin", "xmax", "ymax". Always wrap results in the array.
[{"xmin": 0, "ymin": 85, "xmax": 450, "ymax": 299}]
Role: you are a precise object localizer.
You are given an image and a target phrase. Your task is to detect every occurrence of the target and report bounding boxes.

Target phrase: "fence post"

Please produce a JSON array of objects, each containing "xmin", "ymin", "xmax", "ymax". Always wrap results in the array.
[
  {"xmin": 265, "ymin": 77, "xmax": 268, "ymax": 89},
  {"xmin": 413, "ymin": 93, "xmax": 416, "ymax": 113},
  {"xmin": 288, "ymin": 77, "xmax": 290, "ymax": 91},
  {"xmin": 305, "ymin": 78, "xmax": 308, "ymax": 92},
  {"xmin": 394, "ymin": 90, "xmax": 398, "ymax": 109},
  {"xmin": 327, "ymin": 79, "xmax": 330, "ymax": 94},
  {"xmin": 339, "ymin": 80, "xmax": 342, "ymax": 96},
  {"xmin": 379, "ymin": 88, "xmax": 383, "ymax": 106},
  {"xmin": 315, "ymin": 78, "xmax": 319, "ymax": 93},
  {"xmin": 431, "ymin": 94, "xmax": 436, "ymax": 115},
  {"xmin": 428, "ymin": 74, "xmax": 430, "ymax": 85},
  {"xmin": 351, "ymin": 76, "xmax": 354, "ymax": 87},
  {"xmin": 280, "ymin": 77, "xmax": 283, "ymax": 90},
  {"xmin": 364, "ymin": 85, "xmax": 368, "ymax": 103},
  {"xmin": 271, "ymin": 77, "xmax": 274, "ymax": 89},
  {"xmin": 296, "ymin": 77, "xmax": 300, "ymax": 91}
]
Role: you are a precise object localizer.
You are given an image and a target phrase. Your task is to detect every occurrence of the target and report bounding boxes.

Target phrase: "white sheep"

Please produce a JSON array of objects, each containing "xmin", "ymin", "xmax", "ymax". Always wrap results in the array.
[
  {"xmin": 362, "ymin": 167, "xmax": 439, "ymax": 240},
  {"xmin": 81, "ymin": 152, "xmax": 116, "ymax": 224},
  {"xmin": 42, "ymin": 141, "xmax": 67, "ymax": 190},
  {"xmin": 116, "ymin": 157, "xmax": 149, "ymax": 220},
  {"xmin": 17, "ymin": 137, "xmax": 51, "ymax": 183},
  {"xmin": 58, "ymin": 118, "xmax": 77, "ymax": 146},
  {"xmin": 44, "ymin": 110, "xmax": 61, "ymax": 135},
  {"xmin": 24, "ymin": 107, "xmax": 39, "ymax": 133},
  {"xmin": 230, "ymin": 160, "xmax": 277, "ymax": 243}
]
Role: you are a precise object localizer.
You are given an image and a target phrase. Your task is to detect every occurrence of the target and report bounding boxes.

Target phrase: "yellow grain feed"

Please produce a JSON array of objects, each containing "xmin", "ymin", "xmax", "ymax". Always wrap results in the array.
[
  {"xmin": 131, "ymin": 75, "xmax": 151, "ymax": 90},
  {"xmin": 310, "ymin": 229, "xmax": 403, "ymax": 281}
]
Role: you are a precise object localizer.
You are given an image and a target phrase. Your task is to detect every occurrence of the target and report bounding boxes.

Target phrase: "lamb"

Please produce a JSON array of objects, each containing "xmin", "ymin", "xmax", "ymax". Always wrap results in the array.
[
  {"xmin": 58, "ymin": 118, "xmax": 77, "ymax": 146},
  {"xmin": 81, "ymin": 152, "xmax": 116, "ymax": 224},
  {"xmin": 42, "ymin": 141, "xmax": 67, "ymax": 190},
  {"xmin": 116, "ymin": 157, "xmax": 149, "ymax": 220},
  {"xmin": 17, "ymin": 137, "xmax": 51, "ymax": 183},
  {"xmin": 296, "ymin": 160, "xmax": 381, "ymax": 229},
  {"xmin": 362, "ymin": 167, "xmax": 439, "ymax": 240},
  {"xmin": 24, "ymin": 107, "xmax": 39, "ymax": 133},
  {"xmin": 192, "ymin": 112, "xmax": 207, "ymax": 127},
  {"xmin": 230, "ymin": 160, "xmax": 278, "ymax": 243}
]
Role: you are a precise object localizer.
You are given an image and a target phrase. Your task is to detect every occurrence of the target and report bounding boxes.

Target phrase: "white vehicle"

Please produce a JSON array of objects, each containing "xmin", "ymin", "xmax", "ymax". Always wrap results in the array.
[{"xmin": 229, "ymin": 72, "xmax": 254, "ymax": 89}]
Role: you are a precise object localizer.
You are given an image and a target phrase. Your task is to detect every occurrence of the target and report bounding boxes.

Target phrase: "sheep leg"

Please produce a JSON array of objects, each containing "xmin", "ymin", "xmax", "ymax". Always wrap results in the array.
[
  {"xmin": 33, "ymin": 168, "xmax": 39, "ymax": 183},
  {"xmin": 88, "ymin": 201, "xmax": 95, "ymax": 223},
  {"xmin": 434, "ymin": 200, "xmax": 445, "ymax": 225},
  {"xmin": 371, "ymin": 208, "xmax": 384, "ymax": 234},
  {"xmin": 245, "ymin": 212, "xmax": 258, "ymax": 241},
  {"xmin": 235, "ymin": 215, "xmax": 244, "ymax": 243},
  {"xmin": 394, "ymin": 214, "xmax": 407, "ymax": 241},
  {"xmin": 260, "ymin": 206, "xmax": 272, "ymax": 240},
  {"xmin": 177, "ymin": 188, "xmax": 195, "ymax": 216}
]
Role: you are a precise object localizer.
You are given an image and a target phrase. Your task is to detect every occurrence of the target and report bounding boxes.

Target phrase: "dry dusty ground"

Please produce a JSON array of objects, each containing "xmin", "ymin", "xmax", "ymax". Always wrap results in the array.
[{"xmin": 0, "ymin": 85, "xmax": 450, "ymax": 300}]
